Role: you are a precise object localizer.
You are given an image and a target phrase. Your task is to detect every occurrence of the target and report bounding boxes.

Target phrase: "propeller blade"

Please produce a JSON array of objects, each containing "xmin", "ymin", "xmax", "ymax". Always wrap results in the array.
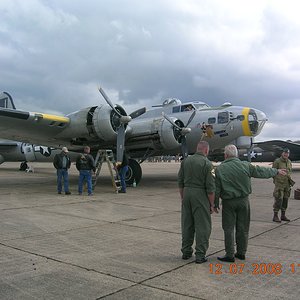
[
  {"xmin": 162, "ymin": 112, "xmax": 182, "ymax": 130},
  {"xmin": 162, "ymin": 111, "xmax": 192, "ymax": 157},
  {"xmin": 181, "ymin": 136, "xmax": 189, "ymax": 158},
  {"xmin": 185, "ymin": 110, "xmax": 196, "ymax": 127},
  {"xmin": 116, "ymin": 125, "xmax": 126, "ymax": 163},
  {"xmin": 129, "ymin": 107, "xmax": 146, "ymax": 119},
  {"xmin": 98, "ymin": 87, "xmax": 121, "ymax": 117}
]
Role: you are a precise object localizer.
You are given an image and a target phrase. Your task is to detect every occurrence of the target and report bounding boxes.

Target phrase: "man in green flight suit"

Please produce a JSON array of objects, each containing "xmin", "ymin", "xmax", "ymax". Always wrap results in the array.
[
  {"xmin": 178, "ymin": 141, "xmax": 215, "ymax": 264},
  {"xmin": 214, "ymin": 144, "xmax": 286, "ymax": 262},
  {"xmin": 272, "ymin": 148, "xmax": 294, "ymax": 223}
]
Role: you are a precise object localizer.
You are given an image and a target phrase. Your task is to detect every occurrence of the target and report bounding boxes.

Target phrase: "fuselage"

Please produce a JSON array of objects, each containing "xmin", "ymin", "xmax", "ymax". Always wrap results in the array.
[{"xmin": 126, "ymin": 100, "xmax": 267, "ymax": 158}]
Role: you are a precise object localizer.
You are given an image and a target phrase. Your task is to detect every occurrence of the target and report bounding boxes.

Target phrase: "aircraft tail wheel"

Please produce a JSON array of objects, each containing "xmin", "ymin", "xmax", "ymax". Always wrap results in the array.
[{"xmin": 126, "ymin": 159, "xmax": 142, "ymax": 185}]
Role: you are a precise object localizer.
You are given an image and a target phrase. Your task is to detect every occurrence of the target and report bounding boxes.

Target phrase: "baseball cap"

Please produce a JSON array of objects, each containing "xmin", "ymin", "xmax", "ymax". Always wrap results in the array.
[{"xmin": 282, "ymin": 147, "xmax": 290, "ymax": 153}]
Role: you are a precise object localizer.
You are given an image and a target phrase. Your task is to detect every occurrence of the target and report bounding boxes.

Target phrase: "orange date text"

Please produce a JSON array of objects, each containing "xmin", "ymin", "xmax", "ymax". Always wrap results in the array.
[{"xmin": 209, "ymin": 262, "xmax": 299, "ymax": 275}]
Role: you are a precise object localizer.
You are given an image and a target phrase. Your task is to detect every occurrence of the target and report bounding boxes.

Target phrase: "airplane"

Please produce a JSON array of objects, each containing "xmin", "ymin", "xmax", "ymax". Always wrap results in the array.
[
  {"xmin": 0, "ymin": 139, "xmax": 78, "ymax": 170},
  {"xmin": 240, "ymin": 140, "xmax": 300, "ymax": 162},
  {"xmin": 208, "ymin": 140, "xmax": 300, "ymax": 162},
  {"xmin": 0, "ymin": 90, "xmax": 268, "ymax": 185}
]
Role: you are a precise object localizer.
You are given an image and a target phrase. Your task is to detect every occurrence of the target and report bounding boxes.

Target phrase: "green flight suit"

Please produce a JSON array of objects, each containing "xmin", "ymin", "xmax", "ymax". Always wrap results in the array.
[
  {"xmin": 215, "ymin": 157, "xmax": 277, "ymax": 257},
  {"xmin": 272, "ymin": 157, "xmax": 292, "ymax": 213},
  {"xmin": 178, "ymin": 153, "xmax": 215, "ymax": 259}
]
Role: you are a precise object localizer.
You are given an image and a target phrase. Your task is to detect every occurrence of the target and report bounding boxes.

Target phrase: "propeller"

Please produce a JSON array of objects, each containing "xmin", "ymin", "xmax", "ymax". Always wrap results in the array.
[
  {"xmin": 98, "ymin": 87, "xmax": 131, "ymax": 163},
  {"xmin": 129, "ymin": 107, "xmax": 146, "ymax": 119},
  {"xmin": 162, "ymin": 110, "xmax": 196, "ymax": 158}
]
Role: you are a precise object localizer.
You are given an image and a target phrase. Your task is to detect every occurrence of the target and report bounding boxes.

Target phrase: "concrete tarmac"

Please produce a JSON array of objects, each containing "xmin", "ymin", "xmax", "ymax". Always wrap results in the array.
[{"xmin": 0, "ymin": 162, "xmax": 299, "ymax": 300}]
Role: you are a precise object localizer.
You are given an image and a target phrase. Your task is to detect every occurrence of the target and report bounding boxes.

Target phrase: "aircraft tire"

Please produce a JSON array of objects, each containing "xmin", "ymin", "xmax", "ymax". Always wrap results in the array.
[
  {"xmin": 126, "ymin": 159, "xmax": 142, "ymax": 186},
  {"xmin": 19, "ymin": 161, "xmax": 28, "ymax": 171}
]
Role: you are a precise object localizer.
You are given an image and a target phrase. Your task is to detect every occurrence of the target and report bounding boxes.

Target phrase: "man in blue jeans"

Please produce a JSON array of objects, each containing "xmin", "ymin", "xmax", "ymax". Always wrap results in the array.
[
  {"xmin": 53, "ymin": 147, "xmax": 71, "ymax": 195},
  {"xmin": 118, "ymin": 152, "xmax": 129, "ymax": 193},
  {"xmin": 76, "ymin": 146, "xmax": 96, "ymax": 196}
]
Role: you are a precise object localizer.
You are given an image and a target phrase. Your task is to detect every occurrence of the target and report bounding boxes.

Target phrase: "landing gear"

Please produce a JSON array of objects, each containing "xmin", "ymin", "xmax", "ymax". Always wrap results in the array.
[
  {"xmin": 126, "ymin": 159, "xmax": 142, "ymax": 186},
  {"xmin": 19, "ymin": 161, "xmax": 28, "ymax": 171}
]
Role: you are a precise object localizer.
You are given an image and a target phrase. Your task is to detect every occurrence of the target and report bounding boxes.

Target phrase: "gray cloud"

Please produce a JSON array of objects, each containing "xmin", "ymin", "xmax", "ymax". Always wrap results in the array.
[{"xmin": 0, "ymin": 0, "xmax": 300, "ymax": 141}]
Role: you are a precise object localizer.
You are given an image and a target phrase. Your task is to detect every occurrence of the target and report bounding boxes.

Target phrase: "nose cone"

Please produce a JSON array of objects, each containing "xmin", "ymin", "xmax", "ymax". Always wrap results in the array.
[
  {"xmin": 253, "ymin": 109, "xmax": 268, "ymax": 136},
  {"xmin": 256, "ymin": 109, "xmax": 268, "ymax": 122}
]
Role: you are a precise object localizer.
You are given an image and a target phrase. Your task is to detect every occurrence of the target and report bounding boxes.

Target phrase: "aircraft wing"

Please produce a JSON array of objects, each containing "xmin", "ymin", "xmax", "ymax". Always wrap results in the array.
[
  {"xmin": 256, "ymin": 140, "xmax": 300, "ymax": 161},
  {"xmin": 0, "ymin": 108, "xmax": 70, "ymax": 146},
  {"xmin": 0, "ymin": 140, "xmax": 18, "ymax": 147}
]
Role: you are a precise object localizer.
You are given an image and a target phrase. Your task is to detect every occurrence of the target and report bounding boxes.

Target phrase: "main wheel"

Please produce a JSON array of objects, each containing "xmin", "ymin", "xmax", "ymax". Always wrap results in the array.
[{"xmin": 126, "ymin": 159, "xmax": 142, "ymax": 185}]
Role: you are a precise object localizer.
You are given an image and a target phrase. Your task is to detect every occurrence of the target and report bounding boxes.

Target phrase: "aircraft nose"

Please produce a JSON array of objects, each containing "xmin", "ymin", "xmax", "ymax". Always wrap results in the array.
[
  {"xmin": 256, "ymin": 109, "xmax": 267, "ymax": 122},
  {"xmin": 253, "ymin": 109, "xmax": 268, "ymax": 135}
]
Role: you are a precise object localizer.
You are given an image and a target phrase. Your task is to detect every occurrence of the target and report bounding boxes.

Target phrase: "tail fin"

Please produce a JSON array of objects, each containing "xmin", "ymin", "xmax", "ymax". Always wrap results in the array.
[{"xmin": 0, "ymin": 92, "xmax": 16, "ymax": 109}]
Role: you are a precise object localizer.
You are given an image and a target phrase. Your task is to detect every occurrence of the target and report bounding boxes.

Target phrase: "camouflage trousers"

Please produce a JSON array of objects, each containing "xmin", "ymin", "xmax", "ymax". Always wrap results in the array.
[{"xmin": 273, "ymin": 186, "xmax": 291, "ymax": 212}]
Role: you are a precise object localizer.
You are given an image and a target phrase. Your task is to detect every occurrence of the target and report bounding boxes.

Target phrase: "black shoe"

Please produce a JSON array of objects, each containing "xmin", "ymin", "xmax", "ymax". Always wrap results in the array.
[
  {"xmin": 65, "ymin": 191, "xmax": 71, "ymax": 195},
  {"xmin": 235, "ymin": 253, "xmax": 246, "ymax": 260},
  {"xmin": 58, "ymin": 192, "xmax": 62, "ymax": 194},
  {"xmin": 119, "ymin": 190, "xmax": 126, "ymax": 193},
  {"xmin": 281, "ymin": 215, "xmax": 290, "ymax": 222},
  {"xmin": 217, "ymin": 255, "xmax": 235, "ymax": 262},
  {"xmin": 182, "ymin": 254, "xmax": 192, "ymax": 260},
  {"xmin": 195, "ymin": 257, "xmax": 208, "ymax": 264}
]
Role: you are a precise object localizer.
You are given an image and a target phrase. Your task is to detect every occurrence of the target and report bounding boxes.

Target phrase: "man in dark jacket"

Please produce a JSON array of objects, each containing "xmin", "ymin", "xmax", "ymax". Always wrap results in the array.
[
  {"xmin": 76, "ymin": 146, "xmax": 96, "ymax": 196},
  {"xmin": 53, "ymin": 147, "xmax": 71, "ymax": 195}
]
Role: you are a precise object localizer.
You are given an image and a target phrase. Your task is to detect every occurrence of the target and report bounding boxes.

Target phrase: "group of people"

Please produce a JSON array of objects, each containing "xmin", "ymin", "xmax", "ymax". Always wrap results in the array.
[
  {"xmin": 53, "ymin": 146, "xmax": 128, "ymax": 195},
  {"xmin": 178, "ymin": 141, "xmax": 293, "ymax": 264}
]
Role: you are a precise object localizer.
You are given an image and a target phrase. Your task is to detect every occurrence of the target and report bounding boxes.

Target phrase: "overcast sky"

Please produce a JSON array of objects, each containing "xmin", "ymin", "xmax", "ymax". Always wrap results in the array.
[{"xmin": 1, "ymin": 0, "xmax": 300, "ymax": 141}]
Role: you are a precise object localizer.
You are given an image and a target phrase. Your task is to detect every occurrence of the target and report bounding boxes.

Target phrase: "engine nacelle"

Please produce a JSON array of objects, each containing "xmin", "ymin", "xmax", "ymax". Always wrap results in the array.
[
  {"xmin": 90, "ymin": 105, "xmax": 124, "ymax": 141},
  {"xmin": 158, "ymin": 118, "xmax": 183, "ymax": 150},
  {"xmin": 85, "ymin": 104, "xmax": 116, "ymax": 141},
  {"xmin": 58, "ymin": 103, "xmax": 127, "ymax": 144},
  {"xmin": 127, "ymin": 116, "xmax": 184, "ymax": 151}
]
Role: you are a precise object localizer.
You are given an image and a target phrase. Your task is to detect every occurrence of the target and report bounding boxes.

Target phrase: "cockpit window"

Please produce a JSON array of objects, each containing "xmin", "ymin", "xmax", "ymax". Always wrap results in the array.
[
  {"xmin": 172, "ymin": 106, "xmax": 180, "ymax": 113},
  {"xmin": 208, "ymin": 117, "xmax": 216, "ymax": 124},
  {"xmin": 181, "ymin": 104, "xmax": 195, "ymax": 112},
  {"xmin": 193, "ymin": 103, "xmax": 210, "ymax": 109},
  {"xmin": 218, "ymin": 112, "xmax": 229, "ymax": 124}
]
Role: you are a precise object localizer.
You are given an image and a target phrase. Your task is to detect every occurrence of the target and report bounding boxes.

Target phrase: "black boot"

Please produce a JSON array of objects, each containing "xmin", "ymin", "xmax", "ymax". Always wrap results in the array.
[
  {"xmin": 273, "ymin": 212, "xmax": 281, "ymax": 223},
  {"xmin": 281, "ymin": 211, "xmax": 290, "ymax": 222}
]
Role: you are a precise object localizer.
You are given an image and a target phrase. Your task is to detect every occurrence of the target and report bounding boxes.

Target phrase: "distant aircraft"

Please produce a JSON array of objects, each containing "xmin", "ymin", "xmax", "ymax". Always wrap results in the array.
[
  {"xmin": 209, "ymin": 140, "xmax": 300, "ymax": 162},
  {"xmin": 0, "ymin": 90, "xmax": 268, "ymax": 184},
  {"xmin": 0, "ymin": 139, "xmax": 78, "ymax": 169},
  {"xmin": 242, "ymin": 140, "xmax": 300, "ymax": 162}
]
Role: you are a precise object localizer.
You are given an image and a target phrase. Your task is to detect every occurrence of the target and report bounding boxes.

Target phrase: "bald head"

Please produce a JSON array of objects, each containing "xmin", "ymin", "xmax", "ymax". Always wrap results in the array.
[
  {"xmin": 224, "ymin": 144, "xmax": 238, "ymax": 159},
  {"xmin": 197, "ymin": 141, "xmax": 210, "ymax": 156}
]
